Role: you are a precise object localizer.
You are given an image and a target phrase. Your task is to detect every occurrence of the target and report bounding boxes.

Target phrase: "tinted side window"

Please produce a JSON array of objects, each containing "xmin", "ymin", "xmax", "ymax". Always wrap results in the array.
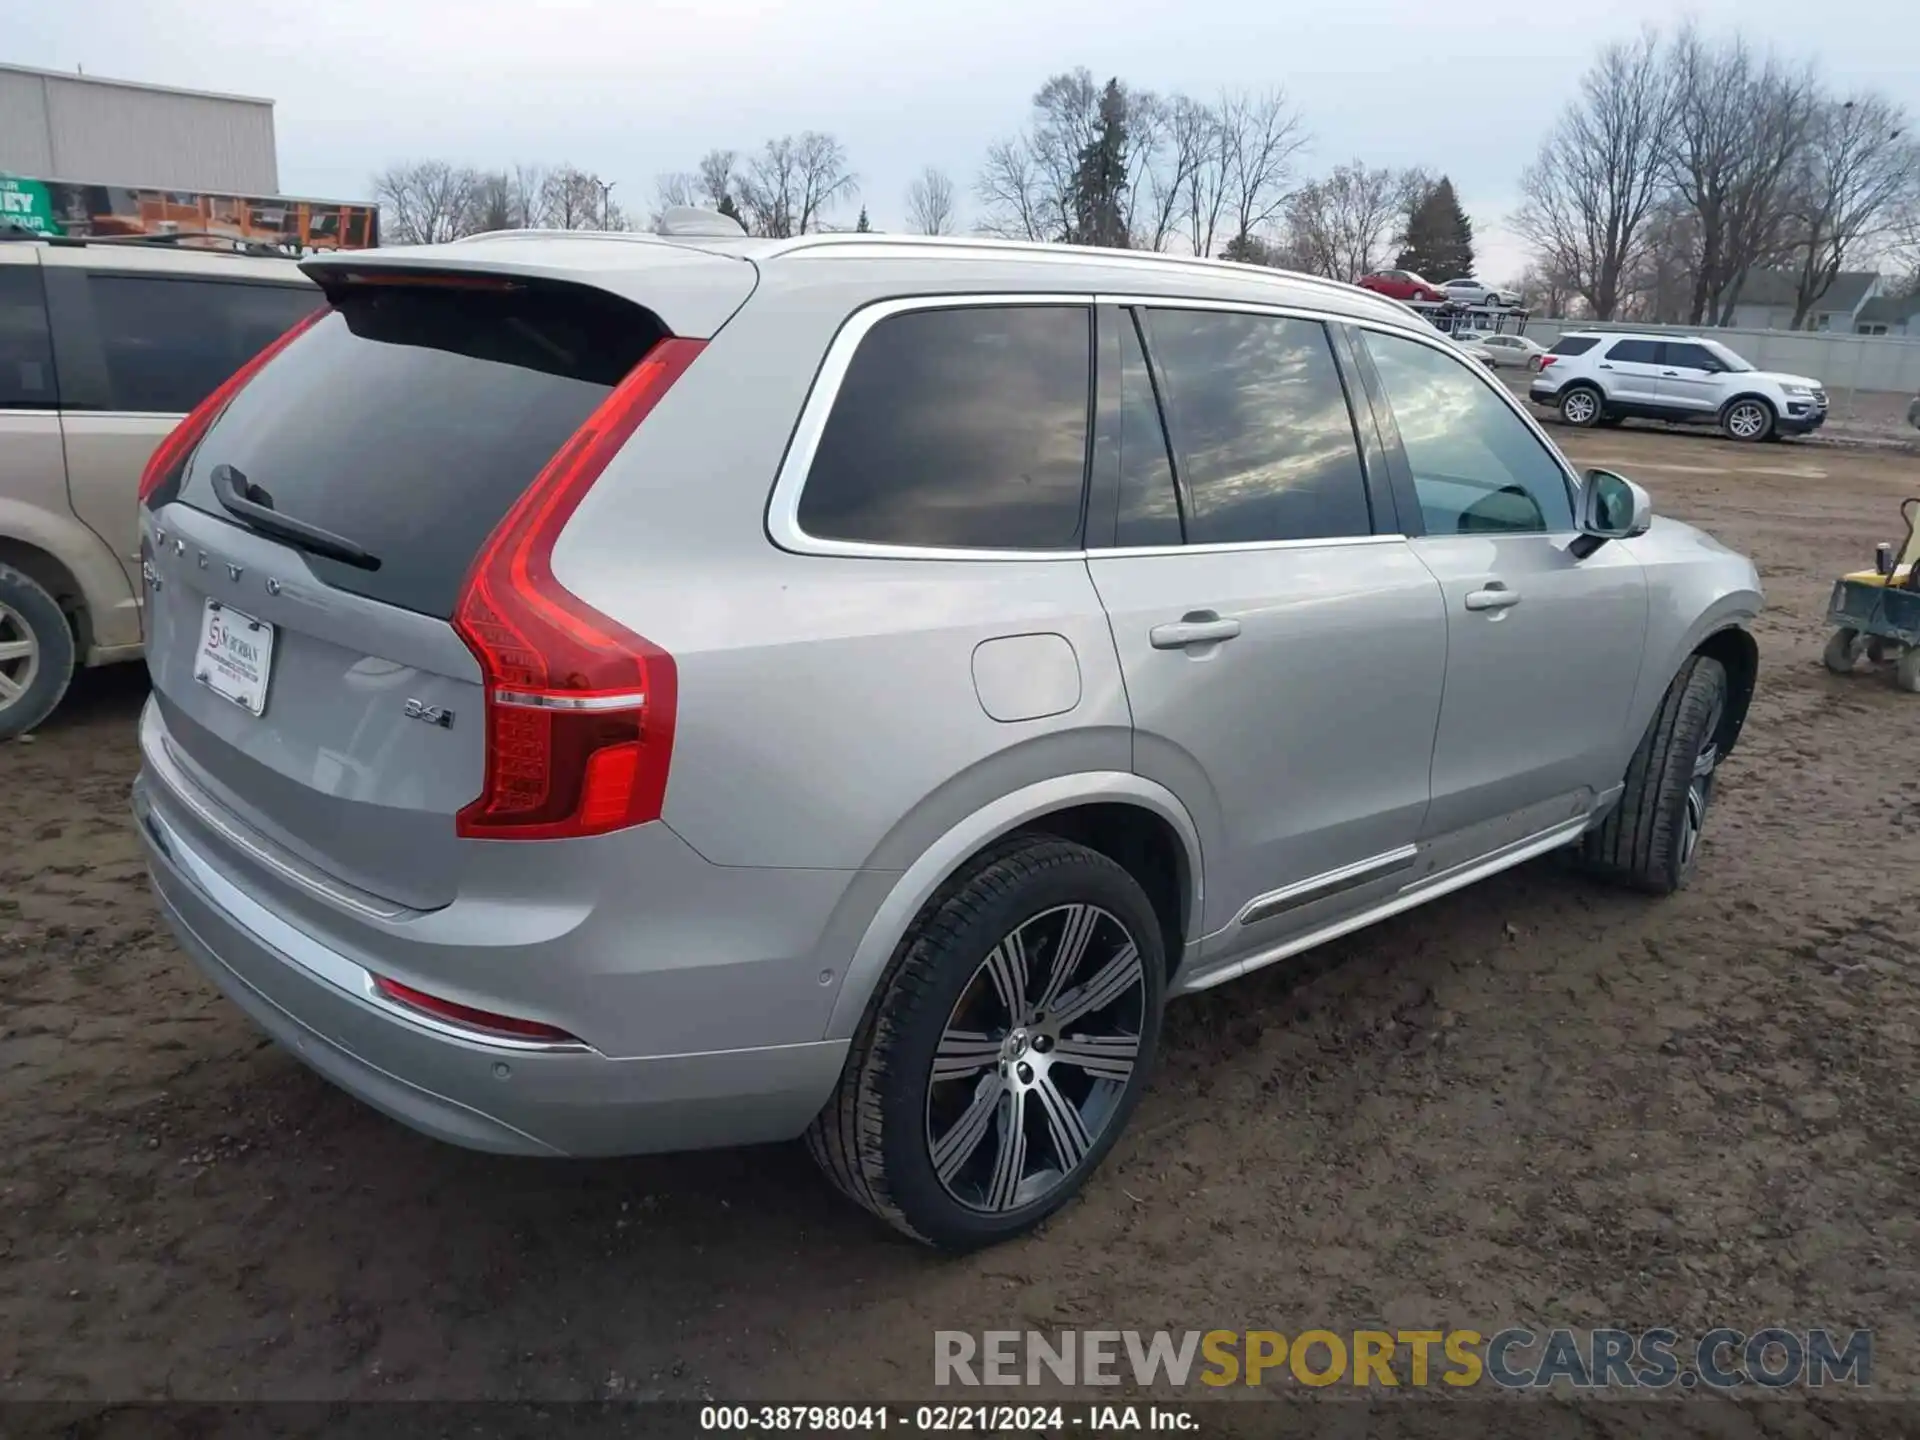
[
  {"xmin": 1604, "ymin": 338, "xmax": 1660, "ymax": 364},
  {"xmin": 1143, "ymin": 309, "xmax": 1371, "ymax": 545},
  {"xmin": 800, "ymin": 306, "xmax": 1091, "ymax": 550},
  {"xmin": 1548, "ymin": 336, "xmax": 1599, "ymax": 356},
  {"xmin": 1364, "ymin": 330, "xmax": 1575, "ymax": 536},
  {"xmin": 1665, "ymin": 342, "xmax": 1717, "ymax": 370},
  {"xmin": 1114, "ymin": 312, "xmax": 1181, "ymax": 547},
  {"xmin": 88, "ymin": 276, "xmax": 318, "ymax": 414},
  {"xmin": 0, "ymin": 265, "xmax": 57, "ymax": 408}
]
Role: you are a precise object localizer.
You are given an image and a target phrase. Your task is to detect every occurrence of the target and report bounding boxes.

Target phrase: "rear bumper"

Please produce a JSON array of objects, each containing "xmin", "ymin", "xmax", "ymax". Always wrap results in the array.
[{"xmin": 134, "ymin": 782, "xmax": 850, "ymax": 1158}]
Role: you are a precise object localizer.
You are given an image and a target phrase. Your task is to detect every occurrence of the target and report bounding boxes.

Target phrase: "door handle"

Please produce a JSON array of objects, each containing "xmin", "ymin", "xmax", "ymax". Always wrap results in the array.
[
  {"xmin": 1597, "ymin": 363, "xmax": 1614, "ymax": 370},
  {"xmin": 1661, "ymin": 370, "xmax": 1679, "ymax": 377},
  {"xmin": 1465, "ymin": 585, "xmax": 1522, "ymax": 613},
  {"xmin": 1150, "ymin": 612, "xmax": 1242, "ymax": 649}
]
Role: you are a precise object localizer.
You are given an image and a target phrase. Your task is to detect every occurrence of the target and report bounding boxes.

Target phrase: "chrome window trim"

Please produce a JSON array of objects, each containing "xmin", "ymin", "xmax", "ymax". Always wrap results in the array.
[
  {"xmin": 1345, "ymin": 315, "xmax": 1584, "ymax": 522},
  {"xmin": 767, "ymin": 292, "xmax": 1426, "ymax": 563},
  {"xmin": 766, "ymin": 293, "xmax": 1098, "ymax": 562}
]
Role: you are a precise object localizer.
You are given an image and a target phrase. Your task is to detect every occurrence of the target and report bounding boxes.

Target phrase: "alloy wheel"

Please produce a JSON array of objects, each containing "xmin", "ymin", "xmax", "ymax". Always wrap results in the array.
[
  {"xmin": 1562, "ymin": 391, "xmax": 1598, "ymax": 425},
  {"xmin": 1727, "ymin": 402, "xmax": 1768, "ymax": 440},
  {"xmin": 0, "ymin": 601, "xmax": 40, "ymax": 714},
  {"xmin": 1681, "ymin": 691, "xmax": 1725, "ymax": 869},
  {"xmin": 925, "ymin": 904, "xmax": 1147, "ymax": 1214}
]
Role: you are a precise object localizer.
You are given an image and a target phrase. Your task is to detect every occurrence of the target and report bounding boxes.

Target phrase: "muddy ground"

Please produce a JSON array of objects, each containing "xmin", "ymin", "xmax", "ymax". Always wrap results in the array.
[{"xmin": 2, "ymin": 424, "xmax": 1917, "ymax": 1407}]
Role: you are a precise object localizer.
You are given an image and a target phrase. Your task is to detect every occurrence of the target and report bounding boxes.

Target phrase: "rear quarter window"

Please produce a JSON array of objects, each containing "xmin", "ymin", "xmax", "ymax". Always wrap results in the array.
[
  {"xmin": 86, "ymin": 275, "xmax": 319, "ymax": 414},
  {"xmin": 0, "ymin": 265, "xmax": 57, "ymax": 407},
  {"xmin": 797, "ymin": 305, "xmax": 1093, "ymax": 551},
  {"xmin": 1548, "ymin": 336, "xmax": 1600, "ymax": 356}
]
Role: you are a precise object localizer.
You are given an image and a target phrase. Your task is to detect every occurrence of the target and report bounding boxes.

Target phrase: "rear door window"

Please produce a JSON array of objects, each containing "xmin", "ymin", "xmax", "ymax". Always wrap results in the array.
[
  {"xmin": 0, "ymin": 265, "xmax": 57, "ymax": 407},
  {"xmin": 179, "ymin": 279, "xmax": 664, "ymax": 618},
  {"xmin": 1140, "ymin": 308, "xmax": 1372, "ymax": 545},
  {"xmin": 86, "ymin": 275, "xmax": 318, "ymax": 413},
  {"xmin": 798, "ymin": 304, "xmax": 1092, "ymax": 551},
  {"xmin": 1603, "ymin": 338, "xmax": 1661, "ymax": 365}
]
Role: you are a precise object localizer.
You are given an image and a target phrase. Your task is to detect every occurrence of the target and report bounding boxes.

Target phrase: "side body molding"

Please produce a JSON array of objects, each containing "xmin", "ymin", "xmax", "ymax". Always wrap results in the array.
[{"xmin": 823, "ymin": 772, "xmax": 1206, "ymax": 1041}]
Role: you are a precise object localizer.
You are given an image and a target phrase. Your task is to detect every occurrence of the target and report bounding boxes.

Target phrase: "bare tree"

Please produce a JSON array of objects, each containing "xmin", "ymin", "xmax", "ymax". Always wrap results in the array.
[
  {"xmin": 1178, "ymin": 99, "xmax": 1231, "ymax": 257},
  {"xmin": 1217, "ymin": 88, "xmax": 1311, "ymax": 251},
  {"xmin": 905, "ymin": 166, "xmax": 959, "ymax": 235},
  {"xmin": 540, "ymin": 166, "xmax": 626, "ymax": 230},
  {"xmin": 1283, "ymin": 161, "xmax": 1425, "ymax": 281},
  {"xmin": 653, "ymin": 170, "xmax": 702, "ymax": 224},
  {"xmin": 1511, "ymin": 259, "xmax": 1581, "ymax": 317},
  {"xmin": 736, "ymin": 133, "xmax": 857, "ymax": 237},
  {"xmin": 371, "ymin": 160, "xmax": 484, "ymax": 245},
  {"xmin": 1782, "ymin": 92, "xmax": 1920, "ymax": 327},
  {"xmin": 1513, "ymin": 30, "xmax": 1674, "ymax": 320},
  {"xmin": 1134, "ymin": 94, "xmax": 1210, "ymax": 252},
  {"xmin": 1663, "ymin": 25, "xmax": 1820, "ymax": 324},
  {"xmin": 976, "ymin": 136, "xmax": 1048, "ymax": 240}
]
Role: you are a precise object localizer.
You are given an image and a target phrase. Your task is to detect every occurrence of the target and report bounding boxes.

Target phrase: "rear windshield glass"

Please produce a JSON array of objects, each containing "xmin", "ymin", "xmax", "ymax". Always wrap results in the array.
[
  {"xmin": 1548, "ymin": 336, "xmax": 1600, "ymax": 356},
  {"xmin": 179, "ymin": 280, "xmax": 664, "ymax": 618}
]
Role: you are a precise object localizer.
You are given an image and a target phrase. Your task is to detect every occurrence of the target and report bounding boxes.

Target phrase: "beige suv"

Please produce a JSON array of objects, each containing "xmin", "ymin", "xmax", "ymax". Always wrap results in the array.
[{"xmin": 1, "ymin": 235, "xmax": 316, "ymax": 737}]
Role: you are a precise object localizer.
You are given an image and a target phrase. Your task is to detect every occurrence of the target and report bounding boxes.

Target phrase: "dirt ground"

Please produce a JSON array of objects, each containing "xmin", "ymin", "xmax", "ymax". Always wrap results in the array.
[{"xmin": 2, "ymin": 424, "xmax": 1917, "ymax": 1407}]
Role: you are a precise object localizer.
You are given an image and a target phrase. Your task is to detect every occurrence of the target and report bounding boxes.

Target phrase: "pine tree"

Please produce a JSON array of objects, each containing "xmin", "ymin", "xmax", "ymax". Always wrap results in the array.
[
  {"xmin": 716, "ymin": 193, "xmax": 744, "ymax": 227},
  {"xmin": 1394, "ymin": 177, "xmax": 1475, "ymax": 279},
  {"xmin": 1072, "ymin": 78, "xmax": 1130, "ymax": 249},
  {"xmin": 855, "ymin": 205, "xmax": 871, "ymax": 233}
]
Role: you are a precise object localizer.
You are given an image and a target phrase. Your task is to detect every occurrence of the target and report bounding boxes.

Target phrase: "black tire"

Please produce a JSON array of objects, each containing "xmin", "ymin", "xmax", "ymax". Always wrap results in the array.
[
  {"xmin": 1559, "ymin": 385, "xmax": 1605, "ymax": 428},
  {"xmin": 1720, "ymin": 396, "xmax": 1776, "ymax": 443},
  {"xmin": 807, "ymin": 836, "xmax": 1166, "ymax": 1250},
  {"xmin": 1577, "ymin": 655, "xmax": 1729, "ymax": 895},
  {"xmin": 0, "ymin": 563, "xmax": 76, "ymax": 742}
]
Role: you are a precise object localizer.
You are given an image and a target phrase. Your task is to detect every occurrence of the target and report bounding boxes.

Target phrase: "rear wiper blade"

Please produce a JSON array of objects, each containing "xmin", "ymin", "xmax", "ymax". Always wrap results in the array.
[{"xmin": 209, "ymin": 464, "xmax": 381, "ymax": 571}]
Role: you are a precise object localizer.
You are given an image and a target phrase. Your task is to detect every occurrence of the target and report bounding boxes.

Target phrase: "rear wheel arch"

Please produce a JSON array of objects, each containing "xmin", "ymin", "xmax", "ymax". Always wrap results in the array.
[
  {"xmin": 0, "ymin": 537, "xmax": 90, "ymax": 655},
  {"xmin": 826, "ymin": 776, "xmax": 1203, "ymax": 1042}
]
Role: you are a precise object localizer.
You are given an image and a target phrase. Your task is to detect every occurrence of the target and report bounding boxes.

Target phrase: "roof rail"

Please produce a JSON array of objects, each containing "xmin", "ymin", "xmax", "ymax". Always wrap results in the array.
[
  {"xmin": 0, "ymin": 228, "xmax": 302, "ymax": 257},
  {"xmin": 763, "ymin": 231, "xmax": 1383, "ymax": 303}
]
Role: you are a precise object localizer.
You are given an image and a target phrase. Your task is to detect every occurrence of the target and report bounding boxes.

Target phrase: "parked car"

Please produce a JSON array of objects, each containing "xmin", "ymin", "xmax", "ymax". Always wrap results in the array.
[
  {"xmin": 1472, "ymin": 333, "xmax": 1548, "ymax": 369},
  {"xmin": 1530, "ymin": 331, "xmax": 1828, "ymax": 442},
  {"xmin": 1440, "ymin": 278, "xmax": 1521, "ymax": 310},
  {"xmin": 133, "ymin": 223, "xmax": 1761, "ymax": 1251},
  {"xmin": 1359, "ymin": 268, "xmax": 1446, "ymax": 303},
  {"xmin": 1908, "ymin": 393, "xmax": 1919, "ymax": 430},
  {"xmin": 1449, "ymin": 331, "xmax": 1502, "ymax": 367},
  {"xmin": 0, "ymin": 235, "xmax": 316, "ymax": 738}
]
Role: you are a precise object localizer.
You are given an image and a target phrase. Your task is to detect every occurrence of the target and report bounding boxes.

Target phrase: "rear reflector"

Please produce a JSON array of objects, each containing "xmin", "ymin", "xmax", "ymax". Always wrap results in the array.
[
  {"xmin": 453, "ymin": 337, "xmax": 705, "ymax": 841},
  {"xmin": 371, "ymin": 975, "xmax": 582, "ymax": 1044},
  {"xmin": 139, "ymin": 307, "xmax": 326, "ymax": 505}
]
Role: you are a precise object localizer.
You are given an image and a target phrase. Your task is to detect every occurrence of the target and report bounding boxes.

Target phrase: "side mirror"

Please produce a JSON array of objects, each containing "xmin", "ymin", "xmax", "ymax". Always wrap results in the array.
[{"xmin": 1569, "ymin": 470, "xmax": 1652, "ymax": 559}]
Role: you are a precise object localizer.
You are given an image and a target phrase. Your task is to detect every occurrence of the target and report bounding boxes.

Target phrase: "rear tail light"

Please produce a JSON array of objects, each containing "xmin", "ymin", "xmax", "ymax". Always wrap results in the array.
[
  {"xmin": 453, "ymin": 337, "xmax": 705, "ymax": 841},
  {"xmin": 1538, "ymin": 355, "xmax": 1558, "ymax": 370},
  {"xmin": 138, "ymin": 308, "xmax": 326, "ymax": 505},
  {"xmin": 371, "ymin": 975, "xmax": 582, "ymax": 1045}
]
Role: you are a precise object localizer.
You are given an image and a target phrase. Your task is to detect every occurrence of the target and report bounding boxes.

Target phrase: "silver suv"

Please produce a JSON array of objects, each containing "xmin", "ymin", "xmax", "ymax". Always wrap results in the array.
[
  {"xmin": 1530, "ymin": 330, "xmax": 1828, "ymax": 441},
  {"xmin": 0, "ymin": 235, "xmax": 314, "ymax": 736},
  {"xmin": 133, "ymin": 224, "xmax": 1761, "ymax": 1250}
]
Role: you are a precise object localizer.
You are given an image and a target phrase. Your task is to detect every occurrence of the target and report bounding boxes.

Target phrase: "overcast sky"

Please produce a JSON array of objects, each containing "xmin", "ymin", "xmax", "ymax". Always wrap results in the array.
[{"xmin": 13, "ymin": 0, "xmax": 1917, "ymax": 280}]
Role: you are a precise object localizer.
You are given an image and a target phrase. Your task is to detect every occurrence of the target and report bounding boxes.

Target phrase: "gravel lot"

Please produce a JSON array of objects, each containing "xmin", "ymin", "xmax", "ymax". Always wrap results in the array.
[{"xmin": 2, "ymin": 424, "xmax": 1916, "ymax": 1406}]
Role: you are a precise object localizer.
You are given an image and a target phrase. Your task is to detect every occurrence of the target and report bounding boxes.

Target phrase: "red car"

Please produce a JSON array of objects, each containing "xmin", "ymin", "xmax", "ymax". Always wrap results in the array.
[{"xmin": 1359, "ymin": 269, "xmax": 1446, "ymax": 303}]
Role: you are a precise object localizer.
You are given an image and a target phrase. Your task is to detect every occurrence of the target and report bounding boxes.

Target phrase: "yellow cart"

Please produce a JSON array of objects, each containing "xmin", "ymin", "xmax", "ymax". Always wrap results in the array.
[{"xmin": 1824, "ymin": 497, "xmax": 1920, "ymax": 692}]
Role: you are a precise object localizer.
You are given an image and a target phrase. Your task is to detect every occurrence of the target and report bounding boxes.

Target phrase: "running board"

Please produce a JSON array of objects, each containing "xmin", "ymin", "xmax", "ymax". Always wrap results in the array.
[{"xmin": 1182, "ymin": 815, "xmax": 1592, "ymax": 994}]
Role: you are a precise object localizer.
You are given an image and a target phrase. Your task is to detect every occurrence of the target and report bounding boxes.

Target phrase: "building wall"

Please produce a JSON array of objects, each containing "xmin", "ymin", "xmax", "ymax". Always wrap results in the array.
[{"xmin": 0, "ymin": 65, "xmax": 277, "ymax": 194}]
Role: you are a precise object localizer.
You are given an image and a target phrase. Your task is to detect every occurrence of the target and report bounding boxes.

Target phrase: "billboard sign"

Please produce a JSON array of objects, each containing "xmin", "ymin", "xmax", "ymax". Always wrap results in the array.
[{"xmin": 0, "ymin": 175, "xmax": 378, "ymax": 251}]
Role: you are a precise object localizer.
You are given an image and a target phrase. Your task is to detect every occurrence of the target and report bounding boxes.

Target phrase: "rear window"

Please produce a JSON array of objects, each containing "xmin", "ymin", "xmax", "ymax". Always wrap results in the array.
[
  {"xmin": 180, "ymin": 279, "xmax": 664, "ymax": 618},
  {"xmin": 798, "ymin": 305, "xmax": 1092, "ymax": 550},
  {"xmin": 1548, "ymin": 336, "xmax": 1600, "ymax": 356}
]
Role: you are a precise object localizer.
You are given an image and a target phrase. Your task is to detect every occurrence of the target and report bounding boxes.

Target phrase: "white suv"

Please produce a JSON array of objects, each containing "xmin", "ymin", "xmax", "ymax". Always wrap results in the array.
[{"xmin": 1529, "ymin": 331, "xmax": 1827, "ymax": 442}]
